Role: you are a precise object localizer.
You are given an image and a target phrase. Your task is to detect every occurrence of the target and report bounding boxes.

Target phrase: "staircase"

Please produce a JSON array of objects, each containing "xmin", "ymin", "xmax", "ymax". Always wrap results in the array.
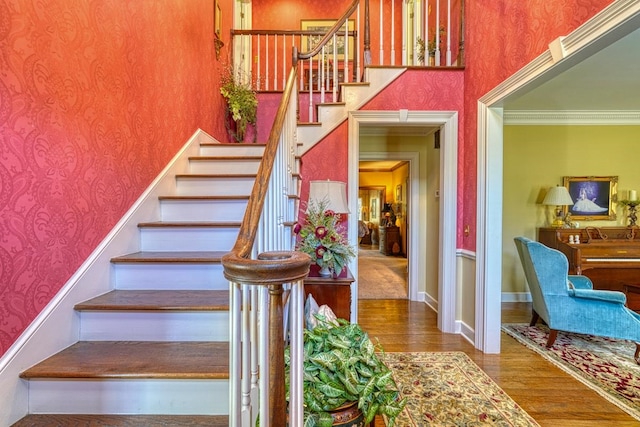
[
  {"xmin": 7, "ymin": 64, "xmax": 408, "ymax": 426},
  {"xmin": 11, "ymin": 142, "xmax": 270, "ymax": 426}
]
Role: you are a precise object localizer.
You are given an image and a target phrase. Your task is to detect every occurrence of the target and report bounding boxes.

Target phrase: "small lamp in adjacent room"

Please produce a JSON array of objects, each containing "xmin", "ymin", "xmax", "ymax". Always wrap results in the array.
[
  {"xmin": 542, "ymin": 186, "xmax": 574, "ymax": 227},
  {"xmin": 308, "ymin": 180, "xmax": 350, "ymax": 214}
]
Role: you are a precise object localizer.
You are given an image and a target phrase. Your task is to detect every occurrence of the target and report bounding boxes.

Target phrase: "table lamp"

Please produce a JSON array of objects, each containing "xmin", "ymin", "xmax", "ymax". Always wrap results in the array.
[
  {"xmin": 542, "ymin": 186, "xmax": 574, "ymax": 227},
  {"xmin": 308, "ymin": 180, "xmax": 349, "ymax": 214}
]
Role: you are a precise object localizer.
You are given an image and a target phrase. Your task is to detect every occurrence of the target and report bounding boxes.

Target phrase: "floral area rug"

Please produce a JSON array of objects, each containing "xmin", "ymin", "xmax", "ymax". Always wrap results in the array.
[
  {"xmin": 502, "ymin": 323, "xmax": 640, "ymax": 421},
  {"xmin": 379, "ymin": 351, "xmax": 539, "ymax": 426}
]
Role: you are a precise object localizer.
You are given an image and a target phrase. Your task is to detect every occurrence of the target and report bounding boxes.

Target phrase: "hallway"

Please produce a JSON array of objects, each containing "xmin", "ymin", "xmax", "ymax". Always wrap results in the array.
[{"xmin": 358, "ymin": 244, "xmax": 407, "ymax": 299}]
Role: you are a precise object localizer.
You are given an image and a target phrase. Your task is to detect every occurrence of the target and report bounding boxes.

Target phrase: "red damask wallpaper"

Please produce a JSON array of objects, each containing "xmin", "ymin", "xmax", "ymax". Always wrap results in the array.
[
  {"xmin": 0, "ymin": 0, "xmax": 617, "ymax": 358},
  {"xmin": 0, "ymin": 0, "xmax": 228, "ymax": 356},
  {"xmin": 461, "ymin": 0, "xmax": 614, "ymax": 250}
]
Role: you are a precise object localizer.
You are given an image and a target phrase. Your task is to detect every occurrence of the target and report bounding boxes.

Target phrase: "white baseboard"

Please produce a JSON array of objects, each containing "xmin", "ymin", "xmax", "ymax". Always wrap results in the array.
[
  {"xmin": 0, "ymin": 129, "xmax": 215, "ymax": 426},
  {"xmin": 459, "ymin": 320, "xmax": 475, "ymax": 345},
  {"xmin": 501, "ymin": 292, "xmax": 532, "ymax": 303}
]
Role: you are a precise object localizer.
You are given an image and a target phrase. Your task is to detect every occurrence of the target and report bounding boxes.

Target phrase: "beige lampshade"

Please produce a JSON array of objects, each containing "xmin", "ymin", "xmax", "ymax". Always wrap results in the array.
[
  {"xmin": 542, "ymin": 186, "xmax": 574, "ymax": 206},
  {"xmin": 308, "ymin": 180, "xmax": 350, "ymax": 214}
]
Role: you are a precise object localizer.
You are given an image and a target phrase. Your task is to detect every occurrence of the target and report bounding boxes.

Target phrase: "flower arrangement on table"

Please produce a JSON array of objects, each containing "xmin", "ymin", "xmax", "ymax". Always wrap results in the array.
[{"xmin": 294, "ymin": 199, "xmax": 356, "ymax": 277}]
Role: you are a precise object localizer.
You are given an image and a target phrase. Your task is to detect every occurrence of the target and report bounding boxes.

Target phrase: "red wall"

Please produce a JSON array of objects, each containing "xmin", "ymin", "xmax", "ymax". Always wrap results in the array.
[
  {"xmin": 0, "ymin": 0, "xmax": 230, "ymax": 356},
  {"xmin": 460, "ymin": 0, "xmax": 614, "ymax": 250},
  {"xmin": 0, "ymin": 0, "xmax": 617, "ymax": 357}
]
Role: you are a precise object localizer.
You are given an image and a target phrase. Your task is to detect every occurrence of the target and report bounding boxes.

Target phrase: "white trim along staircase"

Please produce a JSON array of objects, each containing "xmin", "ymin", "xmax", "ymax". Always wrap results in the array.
[{"xmin": 1, "ymin": 66, "xmax": 407, "ymax": 426}]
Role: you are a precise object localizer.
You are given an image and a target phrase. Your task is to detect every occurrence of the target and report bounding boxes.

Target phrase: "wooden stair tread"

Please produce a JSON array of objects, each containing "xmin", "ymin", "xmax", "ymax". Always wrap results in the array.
[
  {"xmin": 189, "ymin": 156, "xmax": 263, "ymax": 160},
  {"xmin": 20, "ymin": 341, "xmax": 229, "ymax": 379},
  {"xmin": 316, "ymin": 101, "xmax": 346, "ymax": 106},
  {"xmin": 12, "ymin": 414, "xmax": 229, "ymax": 427},
  {"xmin": 200, "ymin": 142, "xmax": 266, "ymax": 146},
  {"xmin": 158, "ymin": 195, "xmax": 249, "ymax": 200},
  {"xmin": 175, "ymin": 173, "xmax": 257, "ymax": 178},
  {"xmin": 111, "ymin": 251, "xmax": 226, "ymax": 263},
  {"xmin": 75, "ymin": 290, "xmax": 229, "ymax": 311},
  {"xmin": 137, "ymin": 221, "xmax": 241, "ymax": 228}
]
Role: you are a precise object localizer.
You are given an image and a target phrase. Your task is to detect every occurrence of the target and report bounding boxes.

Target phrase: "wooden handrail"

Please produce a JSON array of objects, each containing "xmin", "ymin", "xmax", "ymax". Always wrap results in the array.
[
  {"xmin": 225, "ymin": 64, "xmax": 301, "ymax": 260},
  {"xmin": 297, "ymin": 0, "xmax": 360, "ymax": 61}
]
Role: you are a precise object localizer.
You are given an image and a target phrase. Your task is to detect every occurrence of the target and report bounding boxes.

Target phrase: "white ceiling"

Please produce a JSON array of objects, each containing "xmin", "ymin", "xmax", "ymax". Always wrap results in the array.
[{"xmin": 503, "ymin": 23, "xmax": 640, "ymax": 111}]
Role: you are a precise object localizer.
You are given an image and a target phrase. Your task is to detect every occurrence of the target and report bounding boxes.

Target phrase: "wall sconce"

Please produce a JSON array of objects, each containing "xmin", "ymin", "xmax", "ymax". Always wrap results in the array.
[
  {"xmin": 308, "ymin": 180, "xmax": 349, "ymax": 214},
  {"xmin": 542, "ymin": 186, "xmax": 574, "ymax": 227}
]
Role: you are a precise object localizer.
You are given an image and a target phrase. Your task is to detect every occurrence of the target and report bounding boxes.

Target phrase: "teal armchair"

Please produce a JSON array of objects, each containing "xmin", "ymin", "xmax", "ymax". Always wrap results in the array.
[{"xmin": 514, "ymin": 237, "xmax": 640, "ymax": 363}]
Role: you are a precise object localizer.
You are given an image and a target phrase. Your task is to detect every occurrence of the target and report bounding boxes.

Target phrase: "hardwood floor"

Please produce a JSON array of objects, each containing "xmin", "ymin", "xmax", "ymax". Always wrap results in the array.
[{"xmin": 358, "ymin": 300, "xmax": 639, "ymax": 426}]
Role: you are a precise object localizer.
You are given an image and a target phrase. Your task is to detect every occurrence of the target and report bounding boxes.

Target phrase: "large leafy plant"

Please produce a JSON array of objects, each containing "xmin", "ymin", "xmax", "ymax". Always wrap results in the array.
[
  {"xmin": 220, "ymin": 66, "xmax": 257, "ymax": 142},
  {"xmin": 285, "ymin": 318, "xmax": 406, "ymax": 427}
]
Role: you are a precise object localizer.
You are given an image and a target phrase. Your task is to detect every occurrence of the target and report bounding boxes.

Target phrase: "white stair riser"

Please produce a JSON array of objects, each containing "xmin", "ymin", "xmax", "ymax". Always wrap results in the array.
[
  {"xmin": 79, "ymin": 312, "xmax": 229, "ymax": 341},
  {"xmin": 199, "ymin": 145, "xmax": 264, "ymax": 157},
  {"xmin": 28, "ymin": 379, "xmax": 228, "ymax": 415},
  {"xmin": 114, "ymin": 263, "xmax": 228, "ymax": 291},
  {"xmin": 189, "ymin": 159, "xmax": 260, "ymax": 174},
  {"xmin": 140, "ymin": 228, "xmax": 239, "ymax": 251},
  {"xmin": 160, "ymin": 199, "xmax": 248, "ymax": 221},
  {"xmin": 176, "ymin": 177, "xmax": 254, "ymax": 196}
]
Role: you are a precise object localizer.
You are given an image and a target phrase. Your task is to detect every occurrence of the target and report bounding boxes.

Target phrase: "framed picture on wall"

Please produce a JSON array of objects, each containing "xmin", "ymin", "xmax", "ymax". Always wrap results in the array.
[
  {"xmin": 300, "ymin": 19, "xmax": 355, "ymax": 60},
  {"xmin": 396, "ymin": 184, "xmax": 402, "ymax": 202},
  {"xmin": 563, "ymin": 176, "xmax": 617, "ymax": 221}
]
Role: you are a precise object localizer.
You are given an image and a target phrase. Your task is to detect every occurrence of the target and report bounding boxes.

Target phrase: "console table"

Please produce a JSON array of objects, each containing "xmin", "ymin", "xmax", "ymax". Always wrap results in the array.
[{"xmin": 304, "ymin": 265, "xmax": 354, "ymax": 321}]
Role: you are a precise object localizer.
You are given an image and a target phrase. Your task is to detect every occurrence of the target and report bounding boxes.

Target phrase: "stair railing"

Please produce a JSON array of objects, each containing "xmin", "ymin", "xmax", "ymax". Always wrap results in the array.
[{"xmin": 222, "ymin": 58, "xmax": 310, "ymax": 427}]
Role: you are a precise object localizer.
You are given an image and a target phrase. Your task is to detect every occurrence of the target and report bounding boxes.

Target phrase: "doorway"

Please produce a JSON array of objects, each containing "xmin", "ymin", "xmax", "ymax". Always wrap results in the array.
[
  {"xmin": 347, "ymin": 110, "xmax": 458, "ymax": 332},
  {"xmin": 358, "ymin": 177, "xmax": 408, "ymax": 300}
]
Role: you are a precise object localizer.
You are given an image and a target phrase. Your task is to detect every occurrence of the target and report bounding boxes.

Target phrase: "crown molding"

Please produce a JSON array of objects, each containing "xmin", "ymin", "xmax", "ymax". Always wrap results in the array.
[{"xmin": 504, "ymin": 110, "xmax": 640, "ymax": 125}]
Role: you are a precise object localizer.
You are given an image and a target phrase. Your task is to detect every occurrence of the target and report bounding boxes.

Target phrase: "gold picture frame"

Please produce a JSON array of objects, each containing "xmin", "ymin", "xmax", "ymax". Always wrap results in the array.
[
  {"xmin": 214, "ymin": 0, "xmax": 222, "ymax": 39},
  {"xmin": 301, "ymin": 19, "xmax": 355, "ymax": 60},
  {"xmin": 563, "ymin": 176, "xmax": 618, "ymax": 221}
]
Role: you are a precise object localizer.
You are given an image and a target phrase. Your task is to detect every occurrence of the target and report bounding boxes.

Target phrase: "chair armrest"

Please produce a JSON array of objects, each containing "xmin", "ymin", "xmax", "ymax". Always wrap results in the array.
[
  {"xmin": 569, "ymin": 288, "xmax": 627, "ymax": 304},
  {"xmin": 568, "ymin": 275, "xmax": 593, "ymax": 290}
]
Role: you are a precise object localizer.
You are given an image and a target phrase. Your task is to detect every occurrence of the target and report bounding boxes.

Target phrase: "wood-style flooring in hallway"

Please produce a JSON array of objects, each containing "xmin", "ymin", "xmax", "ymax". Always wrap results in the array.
[{"xmin": 358, "ymin": 300, "xmax": 638, "ymax": 426}]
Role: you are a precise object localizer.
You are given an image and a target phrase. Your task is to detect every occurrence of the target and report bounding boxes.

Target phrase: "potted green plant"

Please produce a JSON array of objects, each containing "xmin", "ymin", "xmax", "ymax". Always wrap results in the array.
[
  {"xmin": 285, "ymin": 317, "xmax": 406, "ymax": 427},
  {"xmin": 416, "ymin": 25, "xmax": 446, "ymax": 66},
  {"xmin": 220, "ymin": 67, "xmax": 257, "ymax": 142}
]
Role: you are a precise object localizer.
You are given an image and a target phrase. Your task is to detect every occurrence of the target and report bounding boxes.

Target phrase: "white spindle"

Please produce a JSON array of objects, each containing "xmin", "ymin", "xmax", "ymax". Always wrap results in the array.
[
  {"xmin": 435, "ymin": 0, "xmax": 441, "ymax": 66},
  {"xmin": 241, "ymin": 284, "xmax": 252, "ymax": 426},
  {"xmin": 307, "ymin": 58, "xmax": 313, "ymax": 121},
  {"xmin": 356, "ymin": 3, "xmax": 361, "ymax": 82},
  {"xmin": 402, "ymin": 0, "xmax": 408, "ymax": 65},
  {"xmin": 424, "ymin": 0, "xmax": 429, "ymax": 66},
  {"xmin": 282, "ymin": 35, "xmax": 286, "ymax": 90},
  {"xmin": 274, "ymin": 35, "xmax": 278, "ymax": 90},
  {"xmin": 265, "ymin": 35, "xmax": 270, "ymax": 91},
  {"xmin": 288, "ymin": 281, "xmax": 304, "ymax": 426},
  {"xmin": 258, "ymin": 287, "xmax": 269, "ymax": 424},
  {"xmin": 257, "ymin": 35, "xmax": 261, "ymax": 91},
  {"xmin": 379, "ymin": 0, "xmax": 384, "ymax": 64},
  {"xmin": 446, "ymin": 0, "xmax": 452, "ymax": 65},
  {"xmin": 343, "ymin": 24, "xmax": 349, "ymax": 86},
  {"xmin": 391, "ymin": 0, "xmax": 396, "ymax": 65},
  {"xmin": 229, "ymin": 281, "xmax": 242, "ymax": 427},
  {"xmin": 332, "ymin": 37, "xmax": 338, "ymax": 101},
  {"xmin": 320, "ymin": 46, "xmax": 325, "ymax": 104}
]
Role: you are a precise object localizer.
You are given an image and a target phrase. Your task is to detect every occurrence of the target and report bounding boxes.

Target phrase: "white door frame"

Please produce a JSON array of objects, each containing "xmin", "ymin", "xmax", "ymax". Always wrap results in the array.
[
  {"xmin": 348, "ymin": 110, "xmax": 458, "ymax": 333},
  {"xmin": 475, "ymin": 2, "xmax": 640, "ymax": 353}
]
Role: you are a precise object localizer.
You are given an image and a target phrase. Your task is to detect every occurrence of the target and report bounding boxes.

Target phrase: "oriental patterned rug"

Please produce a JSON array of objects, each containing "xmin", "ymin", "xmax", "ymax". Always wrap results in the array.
[
  {"xmin": 379, "ymin": 351, "xmax": 539, "ymax": 426},
  {"xmin": 502, "ymin": 324, "xmax": 640, "ymax": 421}
]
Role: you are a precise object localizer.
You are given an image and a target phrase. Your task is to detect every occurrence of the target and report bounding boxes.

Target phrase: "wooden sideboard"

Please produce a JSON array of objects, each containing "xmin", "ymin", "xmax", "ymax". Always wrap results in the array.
[
  {"xmin": 379, "ymin": 226, "xmax": 400, "ymax": 256},
  {"xmin": 304, "ymin": 266, "xmax": 355, "ymax": 321},
  {"xmin": 537, "ymin": 227, "xmax": 640, "ymax": 297}
]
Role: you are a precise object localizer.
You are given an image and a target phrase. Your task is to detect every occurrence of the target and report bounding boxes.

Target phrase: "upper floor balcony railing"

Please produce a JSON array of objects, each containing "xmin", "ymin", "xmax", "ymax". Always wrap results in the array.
[{"xmin": 231, "ymin": 0, "xmax": 464, "ymax": 97}]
